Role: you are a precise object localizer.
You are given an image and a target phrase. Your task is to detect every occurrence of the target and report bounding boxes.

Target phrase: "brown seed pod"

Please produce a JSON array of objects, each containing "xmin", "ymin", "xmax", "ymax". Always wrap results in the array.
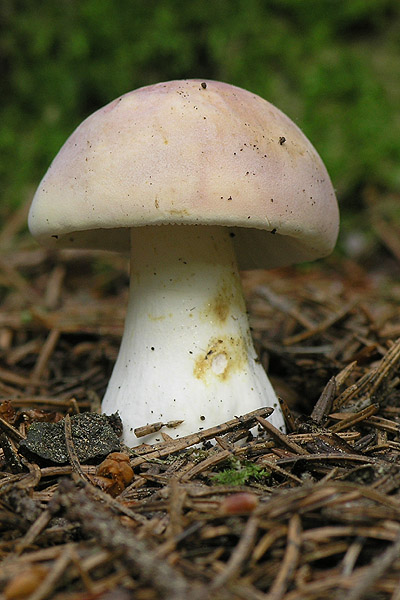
[
  {"xmin": 94, "ymin": 451, "xmax": 134, "ymax": 496},
  {"xmin": 219, "ymin": 492, "xmax": 259, "ymax": 515}
]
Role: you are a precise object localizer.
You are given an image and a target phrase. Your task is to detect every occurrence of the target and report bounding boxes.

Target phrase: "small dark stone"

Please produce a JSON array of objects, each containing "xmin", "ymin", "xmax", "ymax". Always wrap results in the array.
[
  {"xmin": 106, "ymin": 412, "xmax": 123, "ymax": 437},
  {"xmin": 19, "ymin": 413, "xmax": 120, "ymax": 464}
]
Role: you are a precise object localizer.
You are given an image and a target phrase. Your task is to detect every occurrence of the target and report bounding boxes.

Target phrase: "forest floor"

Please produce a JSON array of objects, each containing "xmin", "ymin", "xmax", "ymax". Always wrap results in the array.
[{"xmin": 1, "ymin": 202, "xmax": 400, "ymax": 600}]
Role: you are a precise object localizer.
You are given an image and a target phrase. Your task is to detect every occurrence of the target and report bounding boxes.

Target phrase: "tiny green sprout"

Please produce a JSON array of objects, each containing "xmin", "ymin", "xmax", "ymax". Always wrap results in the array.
[
  {"xmin": 211, "ymin": 458, "xmax": 270, "ymax": 486},
  {"xmin": 20, "ymin": 310, "xmax": 33, "ymax": 324}
]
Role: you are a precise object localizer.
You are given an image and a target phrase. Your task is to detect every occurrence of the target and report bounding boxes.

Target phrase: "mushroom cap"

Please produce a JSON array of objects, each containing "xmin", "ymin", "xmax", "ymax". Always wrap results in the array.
[{"xmin": 28, "ymin": 79, "xmax": 339, "ymax": 269}]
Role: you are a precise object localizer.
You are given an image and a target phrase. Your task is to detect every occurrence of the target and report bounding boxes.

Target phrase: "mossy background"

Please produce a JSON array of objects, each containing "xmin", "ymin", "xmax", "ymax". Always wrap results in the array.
[{"xmin": 1, "ymin": 0, "xmax": 400, "ymax": 232}]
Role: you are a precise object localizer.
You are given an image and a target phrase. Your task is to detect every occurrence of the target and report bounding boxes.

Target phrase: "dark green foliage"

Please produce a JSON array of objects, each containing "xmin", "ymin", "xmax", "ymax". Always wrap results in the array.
[{"xmin": 1, "ymin": 0, "xmax": 400, "ymax": 218}]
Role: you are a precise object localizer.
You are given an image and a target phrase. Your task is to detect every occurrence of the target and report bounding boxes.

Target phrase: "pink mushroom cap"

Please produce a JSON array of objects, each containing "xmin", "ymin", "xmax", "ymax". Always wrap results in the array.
[{"xmin": 29, "ymin": 79, "xmax": 339, "ymax": 269}]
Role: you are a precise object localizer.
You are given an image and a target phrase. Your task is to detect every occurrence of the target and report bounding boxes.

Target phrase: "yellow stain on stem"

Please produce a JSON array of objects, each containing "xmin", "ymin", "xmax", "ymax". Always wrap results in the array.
[
  {"xmin": 201, "ymin": 276, "xmax": 246, "ymax": 325},
  {"xmin": 193, "ymin": 335, "xmax": 248, "ymax": 383}
]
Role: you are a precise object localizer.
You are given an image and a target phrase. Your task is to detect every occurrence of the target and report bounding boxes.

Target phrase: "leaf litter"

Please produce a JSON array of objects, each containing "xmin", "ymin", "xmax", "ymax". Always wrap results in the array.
[{"xmin": 0, "ymin": 205, "xmax": 400, "ymax": 599}]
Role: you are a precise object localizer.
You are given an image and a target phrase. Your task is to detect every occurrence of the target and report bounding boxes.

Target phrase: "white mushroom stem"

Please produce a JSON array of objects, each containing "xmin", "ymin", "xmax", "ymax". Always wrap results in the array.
[{"xmin": 101, "ymin": 225, "xmax": 285, "ymax": 445}]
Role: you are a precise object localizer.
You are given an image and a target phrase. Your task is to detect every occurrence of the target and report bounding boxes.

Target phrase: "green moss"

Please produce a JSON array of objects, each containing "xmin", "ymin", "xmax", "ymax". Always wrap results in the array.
[{"xmin": 211, "ymin": 458, "xmax": 270, "ymax": 486}]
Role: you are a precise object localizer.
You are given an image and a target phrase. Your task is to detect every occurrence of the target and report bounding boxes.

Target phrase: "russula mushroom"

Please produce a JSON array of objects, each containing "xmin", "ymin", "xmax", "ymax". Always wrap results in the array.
[{"xmin": 28, "ymin": 79, "xmax": 339, "ymax": 446}]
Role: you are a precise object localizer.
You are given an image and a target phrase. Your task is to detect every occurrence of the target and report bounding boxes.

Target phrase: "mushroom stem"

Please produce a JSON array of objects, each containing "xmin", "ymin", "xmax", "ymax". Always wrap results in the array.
[{"xmin": 101, "ymin": 225, "xmax": 285, "ymax": 445}]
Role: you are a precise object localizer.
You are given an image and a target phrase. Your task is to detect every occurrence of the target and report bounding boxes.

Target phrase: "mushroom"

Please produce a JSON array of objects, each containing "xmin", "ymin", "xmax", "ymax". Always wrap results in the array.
[{"xmin": 28, "ymin": 79, "xmax": 339, "ymax": 445}]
